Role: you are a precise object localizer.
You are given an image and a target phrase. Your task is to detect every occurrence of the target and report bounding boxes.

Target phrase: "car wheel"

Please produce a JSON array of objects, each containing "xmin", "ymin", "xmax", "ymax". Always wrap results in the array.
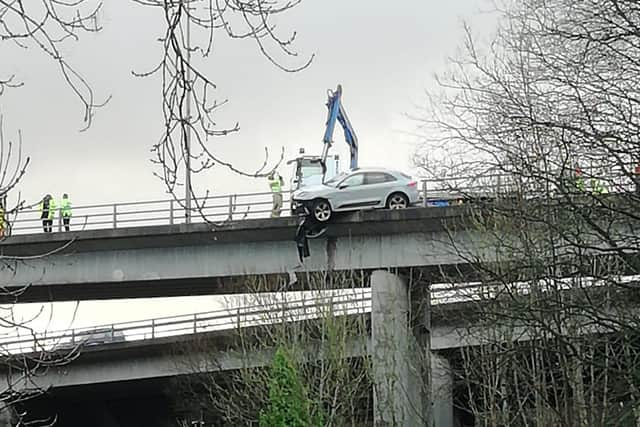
[
  {"xmin": 387, "ymin": 192, "xmax": 409, "ymax": 209},
  {"xmin": 311, "ymin": 199, "xmax": 332, "ymax": 222}
]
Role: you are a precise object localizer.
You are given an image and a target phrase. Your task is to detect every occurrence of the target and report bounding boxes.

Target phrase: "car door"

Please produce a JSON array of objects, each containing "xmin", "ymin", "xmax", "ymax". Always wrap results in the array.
[
  {"xmin": 331, "ymin": 172, "xmax": 366, "ymax": 210},
  {"xmin": 361, "ymin": 172, "xmax": 398, "ymax": 207}
]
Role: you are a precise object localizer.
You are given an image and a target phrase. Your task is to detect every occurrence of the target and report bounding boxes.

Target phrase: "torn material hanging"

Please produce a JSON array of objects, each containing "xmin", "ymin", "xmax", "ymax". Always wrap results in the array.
[{"xmin": 294, "ymin": 214, "xmax": 327, "ymax": 263}]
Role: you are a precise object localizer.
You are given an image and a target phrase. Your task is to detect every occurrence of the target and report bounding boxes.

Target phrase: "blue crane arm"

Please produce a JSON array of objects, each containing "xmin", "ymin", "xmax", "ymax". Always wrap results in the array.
[{"xmin": 321, "ymin": 84, "xmax": 359, "ymax": 173}]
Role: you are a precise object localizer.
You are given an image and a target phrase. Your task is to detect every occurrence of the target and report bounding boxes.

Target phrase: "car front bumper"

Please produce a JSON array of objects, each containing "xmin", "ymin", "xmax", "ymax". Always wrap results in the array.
[{"xmin": 290, "ymin": 200, "xmax": 311, "ymax": 215}]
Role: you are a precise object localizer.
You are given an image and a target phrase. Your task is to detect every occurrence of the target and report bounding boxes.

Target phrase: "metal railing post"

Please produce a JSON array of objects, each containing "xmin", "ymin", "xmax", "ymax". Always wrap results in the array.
[
  {"xmin": 169, "ymin": 200, "xmax": 174, "ymax": 225},
  {"xmin": 151, "ymin": 319, "xmax": 155, "ymax": 339},
  {"xmin": 422, "ymin": 180, "xmax": 428, "ymax": 207},
  {"xmin": 57, "ymin": 213, "xmax": 62, "ymax": 232},
  {"xmin": 236, "ymin": 307, "xmax": 241, "ymax": 330},
  {"xmin": 228, "ymin": 195, "xmax": 234, "ymax": 220},
  {"xmin": 193, "ymin": 314, "xmax": 197, "ymax": 333},
  {"xmin": 112, "ymin": 204, "xmax": 117, "ymax": 228}
]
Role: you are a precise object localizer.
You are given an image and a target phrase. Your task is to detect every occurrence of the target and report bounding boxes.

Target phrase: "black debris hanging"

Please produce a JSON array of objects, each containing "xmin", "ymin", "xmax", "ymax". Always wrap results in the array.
[
  {"xmin": 295, "ymin": 217, "xmax": 310, "ymax": 262},
  {"xmin": 294, "ymin": 214, "xmax": 327, "ymax": 263}
]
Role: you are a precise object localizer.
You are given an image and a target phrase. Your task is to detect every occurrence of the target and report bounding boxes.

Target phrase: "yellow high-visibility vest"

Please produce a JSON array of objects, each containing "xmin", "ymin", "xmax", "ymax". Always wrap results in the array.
[
  {"xmin": 60, "ymin": 198, "xmax": 72, "ymax": 217},
  {"xmin": 269, "ymin": 176, "xmax": 282, "ymax": 193},
  {"xmin": 39, "ymin": 199, "xmax": 57, "ymax": 220}
]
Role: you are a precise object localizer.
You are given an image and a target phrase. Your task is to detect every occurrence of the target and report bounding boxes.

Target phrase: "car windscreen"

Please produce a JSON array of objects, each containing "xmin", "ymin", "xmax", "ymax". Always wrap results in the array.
[{"xmin": 325, "ymin": 172, "xmax": 347, "ymax": 186}]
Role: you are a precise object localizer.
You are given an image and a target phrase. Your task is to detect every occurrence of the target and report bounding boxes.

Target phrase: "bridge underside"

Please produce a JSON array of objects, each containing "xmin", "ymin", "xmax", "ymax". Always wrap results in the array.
[
  {"xmin": 1, "ymin": 317, "xmax": 467, "ymax": 392},
  {"xmin": 13, "ymin": 378, "xmax": 179, "ymax": 427}
]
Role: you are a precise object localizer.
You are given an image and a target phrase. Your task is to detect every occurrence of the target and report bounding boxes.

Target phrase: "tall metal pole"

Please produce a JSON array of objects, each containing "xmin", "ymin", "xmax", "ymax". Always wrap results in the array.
[{"xmin": 184, "ymin": 2, "xmax": 192, "ymax": 224}]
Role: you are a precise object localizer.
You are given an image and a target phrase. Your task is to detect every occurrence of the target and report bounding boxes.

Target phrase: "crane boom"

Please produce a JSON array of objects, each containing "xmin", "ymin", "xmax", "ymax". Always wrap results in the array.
[{"xmin": 320, "ymin": 84, "xmax": 358, "ymax": 173}]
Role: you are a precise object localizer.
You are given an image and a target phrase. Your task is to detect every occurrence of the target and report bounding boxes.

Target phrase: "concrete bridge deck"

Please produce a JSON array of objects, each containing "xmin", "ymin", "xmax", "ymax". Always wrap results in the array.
[{"xmin": 0, "ymin": 206, "xmax": 480, "ymax": 302}]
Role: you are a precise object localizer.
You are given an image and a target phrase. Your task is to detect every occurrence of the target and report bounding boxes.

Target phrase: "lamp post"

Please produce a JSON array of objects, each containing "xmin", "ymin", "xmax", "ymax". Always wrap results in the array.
[{"xmin": 184, "ymin": 1, "xmax": 192, "ymax": 224}]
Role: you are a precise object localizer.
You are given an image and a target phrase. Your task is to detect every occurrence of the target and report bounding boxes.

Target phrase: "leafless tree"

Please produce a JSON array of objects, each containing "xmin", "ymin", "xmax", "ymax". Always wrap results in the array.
[
  {"xmin": 2, "ymin": 1, "xmax": 312, "ymax": 222},
  {"xmin": 416, "ymin": 0, "xmax": 640, "ymax": 425},
  {"xmin": 132, "ymin": 0, "xmax": 312, "ymax": 214},
  {"xmin": 171, "ymin": 273, "xmax": 375, "ymax": 426},
  {"xmin": 0, "ymin": 0, "xmax": 312, "ymax": 422},
  {"xmin": 0, "ymin": 0, "xmax": 105, "ymax": 129},
  {"xmin": 0, "ymin": 119, "xmax": 81, "ymax": 425},
  {"xmin": 0, "ymin": 4, "xmax": 91, "ymax": 413},
  {"xmin": 0, "ymin": 0, "xmax": 312, "ymax": 419},
  {"xmin": 170, "ymin": 270, "xmax": 434, "ymax": 426}
]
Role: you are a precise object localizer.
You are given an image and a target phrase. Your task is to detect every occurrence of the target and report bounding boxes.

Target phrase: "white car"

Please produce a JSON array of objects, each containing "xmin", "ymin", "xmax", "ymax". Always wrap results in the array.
[{"xmin": 291, "ymin": 167, "xmax": 420, "ymax": 222}]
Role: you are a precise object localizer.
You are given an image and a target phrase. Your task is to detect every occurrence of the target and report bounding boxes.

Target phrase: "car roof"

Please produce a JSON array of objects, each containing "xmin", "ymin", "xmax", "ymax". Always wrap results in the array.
[{"xmin": 348, "ymin": 167, "xmax": 403, "ymax": 174}]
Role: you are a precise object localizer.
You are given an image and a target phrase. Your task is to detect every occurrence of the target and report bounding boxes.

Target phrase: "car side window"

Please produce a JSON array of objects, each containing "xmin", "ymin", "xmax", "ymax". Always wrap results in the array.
[
  {"xmin": 340, "ymin": 173, "xmax": 365, "ymax": 187},
  {"xmin": 364, "ymin": 172, "xmax": 397, "ymax": 185}
]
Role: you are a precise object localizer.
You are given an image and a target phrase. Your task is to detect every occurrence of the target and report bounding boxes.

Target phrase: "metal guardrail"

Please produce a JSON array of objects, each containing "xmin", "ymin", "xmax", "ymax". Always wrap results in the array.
[
  {"xmin": 420, "ymin": 174, "xmax": 508, "ymax": 206},
  {"xmin": 6, "ymin": 165, "xmax": 640, "ymax": 235},
  {"xmin": 0, "ymin": 292, "xmax": 373, "ymax": 354},
  {"xmin": 5, "ymin": 180, "xmax": 433, "ymax": 235},
  {"xmin": 0, "ymin": 282, "xmax": 494, "ymax": 354},
  {"xmin": 7, "ymin": 190, "xmax": 297, "ymax": 235},
  {"xmin": 420, "ymin": 166, "xmax": 639, "ymax": 205},
  {"xmin": 3, "ymin": 274, "xmax": 632, "ymax": 354}
]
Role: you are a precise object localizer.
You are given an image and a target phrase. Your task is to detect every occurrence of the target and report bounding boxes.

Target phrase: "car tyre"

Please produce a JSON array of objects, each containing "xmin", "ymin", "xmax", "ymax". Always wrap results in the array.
[
  {"xmin": 386, "ymin": 192, "xmax": 409, "ymax": 210},
  {"xmin": 311, "ymin": 199, "xmax": 332, "ymax": 222}
]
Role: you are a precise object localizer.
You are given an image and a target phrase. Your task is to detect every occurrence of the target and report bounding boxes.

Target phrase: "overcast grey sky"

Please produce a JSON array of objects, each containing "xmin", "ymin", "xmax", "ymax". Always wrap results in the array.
[
  {"xmin": 1, "ymin": 0, "xmax": 493, "ymax": 206},
  {"xmin": 1, "ymin": 1, "xmax": 495, "ymax": 327}
]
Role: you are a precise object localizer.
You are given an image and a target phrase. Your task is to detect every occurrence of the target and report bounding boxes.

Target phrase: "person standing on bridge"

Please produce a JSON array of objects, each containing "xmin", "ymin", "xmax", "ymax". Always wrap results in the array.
[
  {"xmin": 60, "ymin": 193, "xmax": 72, "ymax": 231},
  {"xmin": 39, "ymin": 194, "xmax": 56, "ymax": 232},
  {"xmin": 268, "ymin": 171, "xmax": 284, "ymax": 218}
]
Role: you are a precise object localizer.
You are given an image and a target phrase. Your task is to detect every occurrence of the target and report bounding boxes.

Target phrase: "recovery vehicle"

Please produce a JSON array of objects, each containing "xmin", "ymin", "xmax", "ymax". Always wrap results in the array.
[{"xmin": 288, "ymin": 84, "xmax": 358, "ymax": 191}]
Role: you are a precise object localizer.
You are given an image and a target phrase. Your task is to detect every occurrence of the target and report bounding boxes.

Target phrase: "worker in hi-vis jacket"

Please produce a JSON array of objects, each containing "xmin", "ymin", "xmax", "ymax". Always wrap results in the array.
[{"xmin": 268, "ymin": 171, "xmax": 284, "ymax": 218}]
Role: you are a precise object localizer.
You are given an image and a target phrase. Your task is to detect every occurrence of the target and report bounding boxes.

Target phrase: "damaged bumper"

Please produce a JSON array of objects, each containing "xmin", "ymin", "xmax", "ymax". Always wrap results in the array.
[{"xmin": 290, "ymin": 199, "xmax": 311, "ymax": 215}]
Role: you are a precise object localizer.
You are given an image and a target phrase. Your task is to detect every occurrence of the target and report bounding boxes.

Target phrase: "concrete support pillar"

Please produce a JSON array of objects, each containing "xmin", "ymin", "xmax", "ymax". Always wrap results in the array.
[
  {"xmin": 431, "ymin": 352, "xmax": 454, "ymax": 427},
  {"xmin": 371, "ymin": 270, "xmax": 423, "ymax": 426}
]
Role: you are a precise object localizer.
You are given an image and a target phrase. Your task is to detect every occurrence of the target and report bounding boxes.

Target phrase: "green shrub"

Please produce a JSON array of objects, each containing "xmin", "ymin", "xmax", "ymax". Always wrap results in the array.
[{"xmin": 259, "ymin": 347, "xmax": 324, "ymax": 427}]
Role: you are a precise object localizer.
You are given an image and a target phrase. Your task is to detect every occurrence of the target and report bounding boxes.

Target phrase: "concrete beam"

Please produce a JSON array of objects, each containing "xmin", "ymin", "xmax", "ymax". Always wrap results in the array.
[
  {"xmin": 3, "ymin": 306, "xmax": 604, "ymax": 393},
  {"xmin": 0, "ymin": 207, "xmax": 481, "ymax": 302},
  {"xmin": 4, "ymin": 333, "xmax": 370, "ymax": 391},
  {"xmin": 2, "ymin": 312, "xmax": 466, "ymax": 391}
]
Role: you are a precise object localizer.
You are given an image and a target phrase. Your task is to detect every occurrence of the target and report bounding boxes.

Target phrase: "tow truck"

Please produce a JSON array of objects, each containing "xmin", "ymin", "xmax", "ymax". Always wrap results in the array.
[
  {"xmin": 288, "ymin": 84, "xmax": 358, "ymax": 191},
  {"xmin": 290, "ymin": 84, "xmax": 359, "ymax": 255}
]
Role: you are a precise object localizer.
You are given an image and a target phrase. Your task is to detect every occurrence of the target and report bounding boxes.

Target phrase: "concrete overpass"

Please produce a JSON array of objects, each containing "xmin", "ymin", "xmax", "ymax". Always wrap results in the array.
[
  {"xmin": 2, "ymin": 275, "xmax": 469, "ymax": 426},
  {"xmin": 3, "ymin": 195, "xmax": 636, "ymax": 303},
  {"xmin": 0, "ymin": 283, "xmax": 472, "ymax": 389},
  {"xmin": 1, "ymin": 317, "xmax": 463, "ymax": 391},
  {"xmin": 4, "ymin": 271, "xmax": 635, "ymax": 425},
  {"xmin": 4, "ymin": 191, "xmax": 638, "ymax": 424},
  {"xmin": 0, "ymin": 206, "xmax": 484, "ymax": 302}
]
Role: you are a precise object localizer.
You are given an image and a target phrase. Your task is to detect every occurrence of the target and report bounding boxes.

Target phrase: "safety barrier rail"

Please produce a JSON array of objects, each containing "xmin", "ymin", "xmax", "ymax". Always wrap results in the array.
[
  {"xmin": 0, "ymin": 291, "xmax": 372, "ymax": 354},
  {"xmin": 3, "ymin": 273, "xmax": 629, "ymax": 354},
  {"xmin": 4, "ymin": 181, "xmax": 434, "ymax": 235},
  {"xmin": 420, "ymin": 166, "xmax": 639, "ymax": 206},
  {"xmin": 420, "ymin": 174, "xmax": 511, "ymax": 205},
  {"xmin": 6, "ymin": 190, "xmax": 297, "ymax": 235},
  {"xmin": 8, "ymin": 167, "xmax": 636, "ymax": 235},
  {"xmin": 0, "ymin": 281, "xmax": 502, "ymax": 354}
]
